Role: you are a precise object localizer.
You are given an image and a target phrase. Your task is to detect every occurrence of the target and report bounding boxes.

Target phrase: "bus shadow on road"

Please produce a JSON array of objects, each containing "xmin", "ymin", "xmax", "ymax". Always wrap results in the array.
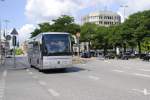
[{"xmin": 42, "ymin": 67, "xmax": 86, "ymax": 74}]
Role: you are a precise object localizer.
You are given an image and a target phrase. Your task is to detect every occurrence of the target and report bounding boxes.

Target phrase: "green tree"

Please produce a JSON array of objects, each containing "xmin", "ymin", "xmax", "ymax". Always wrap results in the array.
[
  {"xmin": 31, "ymin": 15, "xmax": 80, "ymax": 37},
  {"xmin": 123, "ymin": 10, "xmax": 150, "ymax": 54},
  {"xmin": 80, "ymin": 23, "xmax": 98, "ymax": 50},
  {"xmin": 15, "ymin": 48, "xmax": 24, "ymax": 55}
]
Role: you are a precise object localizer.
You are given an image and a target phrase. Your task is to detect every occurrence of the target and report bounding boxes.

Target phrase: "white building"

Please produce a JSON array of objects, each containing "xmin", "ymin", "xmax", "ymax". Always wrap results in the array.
[{"xmin": 82, "ymin": 11, "xmax": 121, "ymax": 27}]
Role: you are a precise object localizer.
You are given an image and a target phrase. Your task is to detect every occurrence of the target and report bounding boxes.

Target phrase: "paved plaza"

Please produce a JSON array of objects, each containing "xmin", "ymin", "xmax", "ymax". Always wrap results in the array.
[{"xmin": 0, "ymin": 56, "xmax": 150, "ymax": 100}]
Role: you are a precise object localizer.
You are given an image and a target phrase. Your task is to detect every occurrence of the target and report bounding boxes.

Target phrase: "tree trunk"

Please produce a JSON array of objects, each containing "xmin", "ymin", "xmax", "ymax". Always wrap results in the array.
[
  {"xmin": 138, "ymin": 41, "xmax": 141, "ymax": 54},
  {"xmin": 131, "ymin": 47, "xmax": 134, "ymax": 53},
  {"xmin": 123, "ymin": 43, "xmax": 126, "ymax": 53},
  {"xmin": 104, "ymin": 43, "xmax": 107, "ymax": 56},
  {"xmin": 88, "ymin": 41, "xmax": 91, "ymax": 53}
]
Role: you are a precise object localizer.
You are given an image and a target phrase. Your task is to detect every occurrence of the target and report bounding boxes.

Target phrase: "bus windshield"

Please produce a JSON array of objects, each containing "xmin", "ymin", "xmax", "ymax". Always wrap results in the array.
[{"xmin": 42, "ymin": 34, "xmax": 72, "ymax": 56}]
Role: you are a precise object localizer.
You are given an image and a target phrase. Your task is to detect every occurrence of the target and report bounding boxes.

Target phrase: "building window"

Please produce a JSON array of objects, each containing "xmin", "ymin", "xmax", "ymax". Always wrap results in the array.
[{"xmin": 99, "ymin": 21, "xmax": 102, "ymax": 24}]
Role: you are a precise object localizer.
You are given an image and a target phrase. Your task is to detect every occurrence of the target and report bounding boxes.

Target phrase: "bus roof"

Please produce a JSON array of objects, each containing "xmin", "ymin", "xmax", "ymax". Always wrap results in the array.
[
  {"xmin": 29, "ymin": 32, "xmax": 70, "ymax": 41},
  {"xmin": 41, "ymin": 32, "xmax": 70, "ymax": 35}
]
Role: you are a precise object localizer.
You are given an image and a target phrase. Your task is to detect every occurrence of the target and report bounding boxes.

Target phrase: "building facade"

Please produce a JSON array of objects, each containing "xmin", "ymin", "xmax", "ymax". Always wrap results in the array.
[{"xmin": 82, "ymin": 11, "xmax": 121, "ymax": 27}]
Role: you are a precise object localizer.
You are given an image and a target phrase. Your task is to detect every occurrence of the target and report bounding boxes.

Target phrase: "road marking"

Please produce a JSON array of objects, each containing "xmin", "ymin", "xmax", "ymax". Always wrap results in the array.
[
  {"xmin": 48, "ymin": 89, "xmax": 60, "ymax": 97},
  {"xmin": 138, "ymin": 69, "xmax": 150, "ymax": 72},
  {"xmin": 26, "ymin": 69, "xmax": 30, "ymax": 72},
  {"xmin": 104, "ymin": 61, "xmax": 111, "ymax": 63},
  {"xmin": 32, "ymin": 76, "xmax": 38, "ymax": 79},
  {"xmin": 133, "ymin": 73, "xmax": 150, "ymax": 78},
  {"xmin": 29, "ymin": 72, "xmax": 33, "ymax": 75},
  {"xmin": 0, "ymin": 92, "xmax": 3, "ymax": 95},
  {"xmin": 124, "ymin": 67, "xmax": 131, "ymax": 69},
  {"xmin": 112, "ymin": 70, "xmax": 124, "ymax": 73},
  {"xmin": 0, "ymin": 95, "xmax": 3, "ymax": 98},
  {"xmin": 132, "ymin": 89, "xmax": 150, "ymax": 96},
  {"xmin": 38, "ymin": 81, "xmax": 47, "ymax": 86},
  {"xmin": 88, "ymin": 75, "xmax": 99, "ymax": 80},
  {"xmin": 3, "ymin": 70, "xmax": 7, "ymax": 77},
  {"xmin": 0, "ymin": 88, "xmax": 4, "ymax": 91}
]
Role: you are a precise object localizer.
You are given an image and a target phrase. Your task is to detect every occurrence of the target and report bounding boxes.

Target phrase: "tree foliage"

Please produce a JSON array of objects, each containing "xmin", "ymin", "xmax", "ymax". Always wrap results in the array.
[
  {"xmin": 31, "ymin": 15, "xmax": 80, "ymax": 37},
  {"xmin": 31, "ymin": 10, "xmax": 150, "ymax": 54}
]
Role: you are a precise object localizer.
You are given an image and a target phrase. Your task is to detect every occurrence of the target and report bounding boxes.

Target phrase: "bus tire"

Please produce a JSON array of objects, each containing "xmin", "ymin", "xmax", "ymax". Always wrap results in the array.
[
  {"xmin": 30, "ymin": 65, "xmax": 34, "ymax": 68},
  {"xmin": 39, "ymin": 69, "xmax": 44, "ymax": 72}
]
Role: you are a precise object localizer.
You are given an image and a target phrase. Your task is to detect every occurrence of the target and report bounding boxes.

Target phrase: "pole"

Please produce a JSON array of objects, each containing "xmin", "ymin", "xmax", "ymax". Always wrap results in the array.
[
  {"xmin": 13, "ymin": 45, "xmax": 16, "ymax": 67},
  {"xmin": 0, "ymin": 19, "xmax": 1, "ymax": 64},
  {"xmin": 120, "ymin": 5, "xmax": 128, "ymax": 22},
  {"xmin": 76, "ymin": 32, "xmax": 80, "ymax": 57},
  {"xmin": 77, "ymin": 37, "xmax": 80, "ymax": 57}
]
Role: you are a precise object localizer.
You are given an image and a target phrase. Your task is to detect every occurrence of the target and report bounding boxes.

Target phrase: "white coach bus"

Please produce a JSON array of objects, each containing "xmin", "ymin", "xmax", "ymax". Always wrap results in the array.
[{"xmin": 27, "ymin": 32, "xmax": 73, "ymax": 71}]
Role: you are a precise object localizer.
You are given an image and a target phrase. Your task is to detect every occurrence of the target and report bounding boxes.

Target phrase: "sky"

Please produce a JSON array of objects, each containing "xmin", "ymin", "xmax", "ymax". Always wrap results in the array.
[{"xmin": 0, "ymin": 0, "xmax": 150, "ymax": 44}]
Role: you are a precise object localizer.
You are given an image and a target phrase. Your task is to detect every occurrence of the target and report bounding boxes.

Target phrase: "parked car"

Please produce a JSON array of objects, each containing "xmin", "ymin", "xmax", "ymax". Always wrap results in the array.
[
  {"xmin": 104, "ymin": 53, "xmax": 115, "ymax": 59},
  {"xmin": 81, "ymin": 52, "xmax": 91, "ymax": 58},
  {"xmin": 142, "ymin": 54, "xmax": 150, "ymax": 61}
]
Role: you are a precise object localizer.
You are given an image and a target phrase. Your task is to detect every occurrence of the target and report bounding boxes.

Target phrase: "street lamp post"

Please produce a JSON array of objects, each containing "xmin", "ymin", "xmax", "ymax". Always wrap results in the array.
[
  {"xmin": 120, "ymin": 5, "xmax": 128, "ymax": 53},
  {"xmin": 0, "ymin": 0, "xmax": 5, "ymax": 64},
  {"xmin": 4, "ymin": 19, "xmax": 10, "ymax": 37},
  {"xmin": 4, "ymin": 19, "xmax": 10, "ymax": 59},
  {"xmin": 120, "ymin": 5, "xmax": 128, "ymax": 22},
  {"xmin": 76, "ymin": 32, "xmax": 80, "ymax": 57},
  {"xmin": 10, "ymin": 28, "xmax": 18, "ymax": 67},
  {"xmin": 0, "ymin": 19, "xmax": 2, "ymax": 64}
]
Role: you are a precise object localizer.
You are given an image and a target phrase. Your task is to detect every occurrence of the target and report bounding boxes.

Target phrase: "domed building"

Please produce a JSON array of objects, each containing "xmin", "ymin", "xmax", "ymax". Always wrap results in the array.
[{"xmin": 82, "ymin": 11, "xmax": 121, "ymax": 27}]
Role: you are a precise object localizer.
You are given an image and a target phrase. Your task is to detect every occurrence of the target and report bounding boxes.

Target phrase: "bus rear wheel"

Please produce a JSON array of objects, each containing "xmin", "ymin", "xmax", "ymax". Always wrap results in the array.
[{"xmin": 30, "ymin": 65, "xmax": 34, "ymax": 68}]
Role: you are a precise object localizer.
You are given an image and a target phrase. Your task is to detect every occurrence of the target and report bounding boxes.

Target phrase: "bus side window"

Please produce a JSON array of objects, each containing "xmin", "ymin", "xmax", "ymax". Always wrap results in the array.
[{"xmin": 33, "ymin": 41, "xmax": 39, "ymax": 52}]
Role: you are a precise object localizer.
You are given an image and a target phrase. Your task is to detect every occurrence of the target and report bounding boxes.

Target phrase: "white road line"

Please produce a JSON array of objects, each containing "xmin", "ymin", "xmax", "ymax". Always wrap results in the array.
[
  {"xmin": 133, "ymin": 73, "xmax": 150, "ymax": 78},
  {"xmin": 38, "ymin": 81, "xmax": 47, "ymax": 86},
  {"xmin": 29, "ymin": 72, "xmax": 33, "ymax": 75},
  {"xmin": 48, "ymin": 89, "xmax": 60, "ymax": 97},
  {"xmin": 32, "ymin": 76, "xmax": 38, "ymax": 79},
  {"xmin": 3, "ymin": 70, "xmax": 7, "ymax": 77},
  {"xmin": 0, "ymin": 95, "xmax": 3, "ymax": 98},
  {"xmin": 132, "ymin": 89, "xmax": 150, "ymax": 96},
  {"xmin": 0, "ymin": 91, "xmax": 4, "ymax": 95},
  {"xmin": 104, "ymin": 61, "xmax": 111, "ymax": 63},
  {"xmin": 138, "ymin": 69, "xmax": 150, "ymax": 72},
  {"xmin": 124, "ymin": 67, "xmax": 131, "ymax": 69},
  {"xmin": 88, "ymin": 75, "xmax": 99, "ymax": 80},
  {"xmin": 0, "ymin": 89, "xmax": 4, "ymax": 92},
  {"xmin": 26, "ymin": 69, "xmax": 30, "ymax": 72},
  {"xmin": 112, "ymin": 70, "xmax": 124, "ymax": 73}
]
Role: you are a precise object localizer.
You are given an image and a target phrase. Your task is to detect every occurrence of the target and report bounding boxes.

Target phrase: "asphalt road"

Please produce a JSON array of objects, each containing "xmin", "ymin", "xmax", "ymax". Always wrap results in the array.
[{"xmin": 0, "ymin": 56, "xmax": 150, "ymax": 100}]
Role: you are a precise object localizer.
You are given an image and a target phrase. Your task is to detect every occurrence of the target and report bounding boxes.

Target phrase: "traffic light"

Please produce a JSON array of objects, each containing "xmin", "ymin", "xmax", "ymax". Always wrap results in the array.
[{"xmin": 12, "ymin": 36, "xmax": 17, "ymax": 46}]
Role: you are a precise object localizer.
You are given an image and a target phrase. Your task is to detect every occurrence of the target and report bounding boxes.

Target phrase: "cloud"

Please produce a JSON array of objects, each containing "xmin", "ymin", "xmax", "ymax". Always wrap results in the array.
[
  {"xmin": 118, "ymin": 0, "xmax": 150, "ymax": 20},
  {"xmin": 25, "ymin": 0, "xmax": 150, "ymax": 23},
  {"xmin": 18, "ymin": 24, "xmax": 36, "ymax": 44},
  {"xmin": 25, "ymin": 0, "xmax": 84, "ymax": 23}
]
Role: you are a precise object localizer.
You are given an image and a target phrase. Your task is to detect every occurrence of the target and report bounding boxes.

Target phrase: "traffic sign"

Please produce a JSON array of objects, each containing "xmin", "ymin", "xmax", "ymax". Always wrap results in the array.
[
  {"xmin": 12, "ymin": 36, "xmax": 17, "ymax": 46},
  {"xmin": 10, "ymin": 28, "xmax": 18, "ymax": 35}
]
